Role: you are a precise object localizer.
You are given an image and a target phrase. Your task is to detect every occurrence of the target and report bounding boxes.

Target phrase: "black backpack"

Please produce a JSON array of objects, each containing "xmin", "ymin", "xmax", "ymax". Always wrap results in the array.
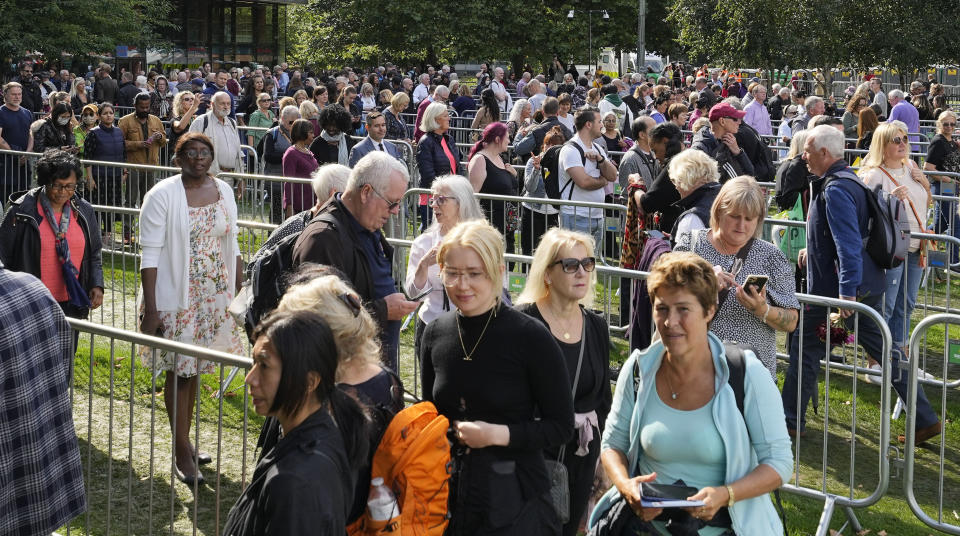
[
  {"xmin": 540, "ymin": 144, "xmax": 565, "ymax": 199},
  {"xmin": 822, "ymin": 170, "xmax": 910, "ymax": 269},
  {"xmin": 550, "ymin": 139, "xmax": 600, "ymax": 200}
]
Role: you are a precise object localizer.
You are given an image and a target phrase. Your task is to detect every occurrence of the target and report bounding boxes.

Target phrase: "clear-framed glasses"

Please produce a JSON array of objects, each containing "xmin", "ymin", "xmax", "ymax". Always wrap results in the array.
[
  {"xmin": 440, "ymin": 268, "xmax": 487, "ymax": 287},
  {"xmin": 428, "ymin": 194, "xmax": 455, "ymax": 206},
  {"xmin": 184, "ymin": 148, "xmax": 213, "ymax": 159}
]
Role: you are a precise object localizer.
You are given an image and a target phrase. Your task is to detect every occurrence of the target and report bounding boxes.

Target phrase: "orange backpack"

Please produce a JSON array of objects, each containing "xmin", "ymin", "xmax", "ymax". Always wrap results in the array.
[{"xmin": 348, "ymin": 401, "xmax": 452, "ymax": 536}]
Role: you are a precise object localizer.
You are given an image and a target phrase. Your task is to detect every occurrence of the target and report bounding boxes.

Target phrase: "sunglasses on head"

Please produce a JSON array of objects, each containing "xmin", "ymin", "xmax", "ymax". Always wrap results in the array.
[{"xmin": 552, "ymin": 257, "xmax": 596, "ymax": 273}]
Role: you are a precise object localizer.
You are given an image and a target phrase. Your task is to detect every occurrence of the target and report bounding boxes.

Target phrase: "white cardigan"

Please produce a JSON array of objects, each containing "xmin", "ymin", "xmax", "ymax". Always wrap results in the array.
[{"xmin": 139, "ymin": 175, "xmax": 240, "ymax": 311}]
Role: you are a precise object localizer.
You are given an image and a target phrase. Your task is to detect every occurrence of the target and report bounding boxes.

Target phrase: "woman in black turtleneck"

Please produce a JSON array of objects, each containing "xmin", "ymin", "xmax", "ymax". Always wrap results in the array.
[{"xmin": 419, "ymin": 219, "xmax": 574, "ymax": 536}]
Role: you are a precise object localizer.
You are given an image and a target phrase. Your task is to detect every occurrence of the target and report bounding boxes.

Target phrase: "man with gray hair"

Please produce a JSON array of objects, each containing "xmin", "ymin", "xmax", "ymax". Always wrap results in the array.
[
  {"xmin": 790, "ymin": 95, "xmax": 823, "ymax": 133},
  {"xmin": 886, "ymin": 89, "xmax": 920, "ymax": 151},
  {"xmin": 413, "ymin": 84, "xmax": 449, "ymax": 140},
  {"xmin": 413, "ymin": 73, "xmax": 431, "ymax": 105},
  {"xmin": 783, "ymin": 125, "xmax": 942, "ymax": 444},
  {"xmin": 189, "ymin": 91, "xmax": 244, "ymax": 183},
  {"xmin": 292, "ymin": 151, "xmax": 418, "ymax": 370}
]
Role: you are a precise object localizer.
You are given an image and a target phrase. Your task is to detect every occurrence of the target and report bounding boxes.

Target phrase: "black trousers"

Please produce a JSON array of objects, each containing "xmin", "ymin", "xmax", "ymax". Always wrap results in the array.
[{"xmin": 520, "ymin": 207, "xmax": 558, "ymax": 258}]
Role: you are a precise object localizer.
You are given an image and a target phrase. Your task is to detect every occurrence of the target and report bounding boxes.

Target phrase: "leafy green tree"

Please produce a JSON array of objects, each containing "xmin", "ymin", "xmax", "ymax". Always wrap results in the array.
[{"xmin": 0, "ymin": 0, "xmax": 176, "ymax": 66}]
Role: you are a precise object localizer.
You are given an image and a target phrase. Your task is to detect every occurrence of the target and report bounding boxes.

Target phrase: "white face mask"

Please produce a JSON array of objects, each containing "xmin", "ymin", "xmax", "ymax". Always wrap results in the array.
[
  {"xmin": 82, "ymin": 115, "xmax": 97, "ymax": 125},
  {"xmin": 57, "ymin": 117, "xmax": 70, "ymax": 126}
]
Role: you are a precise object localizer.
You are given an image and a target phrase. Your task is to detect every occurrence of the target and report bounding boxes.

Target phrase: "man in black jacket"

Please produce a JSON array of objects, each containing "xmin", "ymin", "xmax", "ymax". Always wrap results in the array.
[
  {"xmin": 116, "ymin": 72, "xmax": 140, "ymax": 108},
  {"xmin": 690, "ymin": 102, "xmax": 754, "ymax": 182},
  {"xmin": 11, "ymin": 62, "xmax": 43, "ymax": 113},
  {"xmin": 513, "ymin": 97, "xmax": 573, "ymax": 158},
  {"xmin": 767, "ymin": 87, "xmax": 791, "ymax": 121},
  {"xmin": 291, "ymin": 151, "xmax": 417, "ymax": 370}
]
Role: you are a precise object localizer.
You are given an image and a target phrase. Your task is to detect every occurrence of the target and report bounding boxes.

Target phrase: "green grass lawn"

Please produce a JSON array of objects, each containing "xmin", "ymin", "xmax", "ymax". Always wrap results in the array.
[{"xmin": 62, "ymin": 229, "xmax": 960, "ymax": 535}]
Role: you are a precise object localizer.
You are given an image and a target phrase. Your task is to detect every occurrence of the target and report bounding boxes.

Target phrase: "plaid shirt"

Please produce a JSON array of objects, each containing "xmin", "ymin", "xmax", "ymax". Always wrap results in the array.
[{"xmin": 0, "ymin": 261, "xmax": 86, "ymax": 534}]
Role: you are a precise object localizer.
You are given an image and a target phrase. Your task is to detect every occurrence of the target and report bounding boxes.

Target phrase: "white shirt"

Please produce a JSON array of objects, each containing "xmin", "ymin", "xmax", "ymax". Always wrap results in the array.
[
  {"xmin": 490, "ymin": 79, "xmax": 512, "ymax": 113},
  {"xmin": 557, "ymin": 113, "xmax": 574, "ymax": 133},
  {"xmin": 528, "ymin": 92, "xmax": 547, "ymax": 113},
  {"xmin": 404, "ymin": 228, "xmax": 447, "ymax": 324},
  {"xmin": 559, "ymin": 135, "xmax": 608, "ymax": 219},
  {"xmin": 413, "ymin": 83, "xmax": 429, "ymax": 105},
  {"xmin": 189, "ymin": 111, "xmax": 242, "ymax": 173}
]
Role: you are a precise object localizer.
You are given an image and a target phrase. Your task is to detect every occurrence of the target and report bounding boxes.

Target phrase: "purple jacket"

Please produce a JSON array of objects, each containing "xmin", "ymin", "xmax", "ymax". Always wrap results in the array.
[{"xmin": 887, "ymin": 101, "xmax": 920, "ymax": 151}]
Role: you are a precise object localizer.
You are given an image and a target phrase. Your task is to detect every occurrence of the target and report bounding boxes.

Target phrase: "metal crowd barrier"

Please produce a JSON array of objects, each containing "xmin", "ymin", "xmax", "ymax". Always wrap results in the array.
[
  {"xmin": 65, "ymin": 318, "xmax": 255, "ymax": 536},
  {"xmin": 904, "ymin": 314, "xmax": 960, "ymax": 536}
]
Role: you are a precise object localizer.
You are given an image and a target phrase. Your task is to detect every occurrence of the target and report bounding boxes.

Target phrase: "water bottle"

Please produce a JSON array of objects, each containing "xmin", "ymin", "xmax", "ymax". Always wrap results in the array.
[{"xmin": 367, "ymin": 477, "xmax": 399, "ymax": 522}]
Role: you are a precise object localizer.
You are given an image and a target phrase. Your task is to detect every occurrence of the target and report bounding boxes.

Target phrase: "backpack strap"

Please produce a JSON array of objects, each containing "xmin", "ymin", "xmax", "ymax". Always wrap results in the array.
[
  {"xmin": 559, "ymin": 140, "xmax": 589, "ymax": 200},
  {"xmin": 723, "ymin": 342, "xmax": 789, "ymax": 534}
]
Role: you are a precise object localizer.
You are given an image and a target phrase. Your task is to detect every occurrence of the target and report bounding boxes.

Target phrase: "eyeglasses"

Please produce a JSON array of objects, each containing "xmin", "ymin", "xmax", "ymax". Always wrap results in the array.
[
  {"xmin": 942, "ymin": 122, "xmax": 956, "ymax": 128},
  {"xmin": 47, "ymin": 183, "xmax": 78, "ymax": 193},
  {"xmin": 183, "ymin": 148, "xmax": 213, "ymax": 159},
  {"xmin": 429, "ymin": 194, "xmax": 455, "ymax": 206},
  {"xmin": 551, "ymin": 257, "xmax": 596, "ymax": 273},
  {"xmin": 338, "ymin": 293, "xmax": 362, "ymax": 317},
  {"xmin": 368, "ymin": 186, "xmax": 400, "ymax": 210},
  {"xmin": 258, "ymin": 99, "xmax": 271, "ymax": 103},
  {"xmin": 891, "ymin": 137, "xmax": 908, "ymax": 146},
  {"xmin": 440, "ymin": 268, "xmax": 487, "ymax": 286}
]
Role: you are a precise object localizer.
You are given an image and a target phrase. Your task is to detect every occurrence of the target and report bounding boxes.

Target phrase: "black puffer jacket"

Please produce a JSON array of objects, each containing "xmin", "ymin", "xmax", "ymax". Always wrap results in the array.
[{"xmin": 0, "ymin": 187, "xmax": 104, "ymax": 296}]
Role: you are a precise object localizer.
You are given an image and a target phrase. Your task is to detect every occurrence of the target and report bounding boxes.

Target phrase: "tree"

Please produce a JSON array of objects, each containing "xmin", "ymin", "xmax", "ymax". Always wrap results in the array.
[{"xmin": 0, "ymin": 0, "xmax": 176, "ymax": 67}]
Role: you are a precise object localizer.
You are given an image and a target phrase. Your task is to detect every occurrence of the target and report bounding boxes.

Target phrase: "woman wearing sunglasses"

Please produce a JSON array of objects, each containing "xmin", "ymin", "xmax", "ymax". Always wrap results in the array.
[
  {"xmin": 404, "ymin": 175, "xmax": 484, "ymax": 361},
  {"xmin": 515, "ymin": 228, "xmax": 610, "ymax": 536},
  {"xmin": 420, "ymin": 219, "xmax": 573, "ymax": 535},
  {"xmin": 860, "ymin": 121, "xmax": 933, "ymax": 382}
]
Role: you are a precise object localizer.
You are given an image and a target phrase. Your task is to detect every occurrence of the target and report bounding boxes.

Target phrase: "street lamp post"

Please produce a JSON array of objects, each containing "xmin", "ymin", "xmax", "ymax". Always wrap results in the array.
[{"xmin": 568, "ymin": 9, "xmax": 609, "ymax": 76}]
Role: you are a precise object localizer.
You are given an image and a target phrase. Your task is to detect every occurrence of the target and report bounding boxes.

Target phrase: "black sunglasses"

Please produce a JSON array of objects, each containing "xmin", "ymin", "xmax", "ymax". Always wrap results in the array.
[{"xmin": 552, "ymin": 257, "xmax": 596, "ymax": 273}]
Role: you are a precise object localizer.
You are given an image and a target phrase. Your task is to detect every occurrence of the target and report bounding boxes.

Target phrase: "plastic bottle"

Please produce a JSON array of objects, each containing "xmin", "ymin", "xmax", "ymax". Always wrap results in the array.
[{"xmin": 367, "ymin": 477, "xmax": 399, "ymax": 522}]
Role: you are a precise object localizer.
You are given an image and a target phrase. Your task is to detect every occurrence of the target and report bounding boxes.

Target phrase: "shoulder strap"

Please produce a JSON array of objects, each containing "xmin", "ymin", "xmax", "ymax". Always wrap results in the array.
[
  {"xmin": 559, "ymin": 140, "xmax": 586, "ymax": 199},
  {"xmin": 724, "ymin": 342, "xmax": 746, "ymax": 418}
]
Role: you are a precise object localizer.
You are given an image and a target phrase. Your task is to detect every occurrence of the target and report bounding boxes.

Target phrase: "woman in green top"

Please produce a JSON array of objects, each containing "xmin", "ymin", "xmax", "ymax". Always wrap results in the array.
[
  {"xmin": 246, "ymin": 92, "xmax": 276, "ymax": 149},
  {"xmin": 74, "ymin": 103, "xmax": 99, "ymax": 159}
]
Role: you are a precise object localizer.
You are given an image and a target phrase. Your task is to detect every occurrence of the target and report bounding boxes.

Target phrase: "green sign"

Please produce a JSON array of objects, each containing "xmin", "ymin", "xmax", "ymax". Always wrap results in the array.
[
  {"xmin": 949, "ymin": 339, "xmax": 960, "ymax": 365},
  {"xmin": 508, "ymin": 273, "xmax": 527, "ymax": 293}
]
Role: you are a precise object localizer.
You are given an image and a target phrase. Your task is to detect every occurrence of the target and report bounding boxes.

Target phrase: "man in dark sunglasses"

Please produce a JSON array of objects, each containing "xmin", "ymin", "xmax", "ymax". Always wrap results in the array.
[
  {"xmin": 292, "ymin": 151, "xmax": 418, "ymax": 371},
  {"xmin": 11, "ymin": 61, "xmax": 43, "ymax": 113}
]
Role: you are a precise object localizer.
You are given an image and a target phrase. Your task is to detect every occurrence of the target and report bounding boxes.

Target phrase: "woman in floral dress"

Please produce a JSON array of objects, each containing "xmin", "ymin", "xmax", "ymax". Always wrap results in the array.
[{"xmin": 139, "ymin": 132, "xmax": 244, "ymax": 486}]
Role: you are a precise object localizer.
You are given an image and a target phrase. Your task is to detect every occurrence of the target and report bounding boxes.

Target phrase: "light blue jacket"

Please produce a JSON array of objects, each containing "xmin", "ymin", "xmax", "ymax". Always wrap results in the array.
[{"xmin": 589, "ymin": 333, "xmax": 793, "ymax": 535}]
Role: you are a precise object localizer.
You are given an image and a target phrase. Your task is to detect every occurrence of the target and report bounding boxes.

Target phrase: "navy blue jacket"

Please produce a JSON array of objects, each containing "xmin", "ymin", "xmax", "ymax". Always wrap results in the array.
[
  {"xmin": 805, "ymin": 160, "xmax": 884, "ymax": 298},
  {"xmin": 415, "ymin": 131, "xmax": 462, "ymax": 189}
]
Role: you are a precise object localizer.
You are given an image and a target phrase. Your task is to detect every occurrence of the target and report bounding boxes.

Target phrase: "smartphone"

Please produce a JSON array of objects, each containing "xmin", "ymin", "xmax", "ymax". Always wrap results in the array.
[
  {"xmin": 404, "ymin": 285, "xmax": 433, "ymax": 301},
  {"xmin": 744, "ymin": 274, "xmax": 769, "ymax": 293}
]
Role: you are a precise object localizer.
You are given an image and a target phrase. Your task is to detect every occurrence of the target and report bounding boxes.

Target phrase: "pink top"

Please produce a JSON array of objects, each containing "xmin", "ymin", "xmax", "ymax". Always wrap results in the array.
[
  {"xmin": 37, "ymin": 200, "xmax": 86, "ymax": 302},
  {"xmin": 282, "ymin": 146, "xmax": 319, "ymax": 213}
]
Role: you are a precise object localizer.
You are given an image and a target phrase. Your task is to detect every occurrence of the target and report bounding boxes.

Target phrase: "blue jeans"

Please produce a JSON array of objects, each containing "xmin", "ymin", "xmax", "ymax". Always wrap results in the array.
[
  {"xmin": 560, "ymin": 211, "xmax": 603, "ymax": 255},
  {"xmin": 782, "ymin": 293, "xmax": 939, "ymax": 432},
  {"xmin": 931, "ymin": 180, "xmax": 960, "ymax": 265},
  {"xmin": 883, "ymin": 251, "xmax": 923, "ymax": 347}
]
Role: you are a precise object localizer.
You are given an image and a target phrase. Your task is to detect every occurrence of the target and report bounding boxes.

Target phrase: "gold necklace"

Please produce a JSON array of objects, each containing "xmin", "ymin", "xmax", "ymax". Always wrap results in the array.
[
  {"xmin": 456, "ymin": 307, "xmax": 495, "ymax": 360},
  {"xmin": 662, "ymin": 363, "xmax": 679, "ymax": 400},
  {"xmin": 546, "ymin": 303, "xmax": 579, "ymax": 340}
]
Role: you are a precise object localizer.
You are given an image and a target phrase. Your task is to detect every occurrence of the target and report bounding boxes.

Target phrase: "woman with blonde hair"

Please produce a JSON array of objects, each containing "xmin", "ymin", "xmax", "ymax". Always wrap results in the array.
[
  {"xmin": 384, "ymin": 91, "xmax": 410, "ymax": 141},
  {"xmin": 924, "ymin": 110, "xmax": 960, "ymax": 268},
  {"xmin": 359, "ymin": 82, "xmax": 377, "ymax": 111},
  {"xmin": 299, "ymin": 100, "xmax": 321, "ymax": 135},
  {"xmin": 860, "ymin": 121, "xmax": 931, "ymax": 376},
  {"xmin": 516, "ymin": 228, "xmax": 609, "ymax": 536},
  {"xmin": 69, "ymin": 77, "xmax": 90, "ymax": 115},
  {"xmin": 275, "ymin": 268, "xmax": 403, "ymax": 524},
  {"xmin": 667, "ymin": 148, "xmax": 721, "ymax": 242},
  {"xmin": 420, "ymin": 219, "xmax": 573, "ymax": 536},
  {"xmin": 674, "ymin": 176, "xmax": 800, "ymax": 377}
]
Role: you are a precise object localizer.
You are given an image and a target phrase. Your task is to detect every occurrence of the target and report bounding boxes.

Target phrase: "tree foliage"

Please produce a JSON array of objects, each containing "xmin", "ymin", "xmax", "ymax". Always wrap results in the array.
[
  {"xmin": 0, "ymin": 0, "xmax": 176, "ymax": 65},
  {"xmin": 288, "ymin": 0, "xmax": 678, "ymax": 72}
]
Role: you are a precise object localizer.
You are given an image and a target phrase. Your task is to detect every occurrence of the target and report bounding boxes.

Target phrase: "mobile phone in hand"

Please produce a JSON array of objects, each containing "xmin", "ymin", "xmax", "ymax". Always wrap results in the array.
[{"xmin": 744, "ymin": 274, "xmax": 768, "ymax": 293}]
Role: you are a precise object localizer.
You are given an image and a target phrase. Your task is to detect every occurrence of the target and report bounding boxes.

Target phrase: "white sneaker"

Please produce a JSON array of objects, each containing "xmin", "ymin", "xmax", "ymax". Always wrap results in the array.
[{"xmin": 864, "ymin": 364, "xmax": 883, "ymax": 385}]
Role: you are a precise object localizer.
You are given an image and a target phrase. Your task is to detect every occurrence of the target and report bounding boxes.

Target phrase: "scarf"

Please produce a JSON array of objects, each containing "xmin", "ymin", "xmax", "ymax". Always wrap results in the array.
[
  {"xmin": 320, "ymin": 130, "xmax": 349, "ymax": 165},
  {"xmin": 155, "ymin": 91, "xmax": 170, "ymax": 118},
  {"xmin": 603, "ymin": 93, "xmax": 623, "ymax": 107},
  {"xmin": 38, "ymin": 192, "xmax": 90, "ymax": 308}
]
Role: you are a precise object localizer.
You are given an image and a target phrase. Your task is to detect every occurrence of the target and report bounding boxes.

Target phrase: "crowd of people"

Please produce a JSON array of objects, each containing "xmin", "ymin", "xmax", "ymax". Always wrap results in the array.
[{"xmin": 1, "ymin": 56, "xmax": 957, "ymax": 536}]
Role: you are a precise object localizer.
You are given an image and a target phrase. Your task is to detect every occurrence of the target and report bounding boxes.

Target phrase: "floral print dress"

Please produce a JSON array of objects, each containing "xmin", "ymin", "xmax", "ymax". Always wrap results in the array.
[{"xmin": 140, "ymin": 197, "xmax": 243, "ymax": 376}]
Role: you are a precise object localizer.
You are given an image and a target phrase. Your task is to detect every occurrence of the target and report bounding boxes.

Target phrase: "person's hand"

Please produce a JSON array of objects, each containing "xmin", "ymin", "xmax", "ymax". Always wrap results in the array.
[
  {"xmin": 384, "ymin": 292, "xmax": 418, "ymax": 320},
  {"xmin": 531, "ymin": 154, "xmax": 542, "ymax": 170},
  {"xmin": 86, "ymin": 178, "xmax": 96, "ymax": 191},
  {"xmin": 713, "ymin": 266, "xmax": 736, "ymax": 290},
  {"xmin": 503, "ymin": 159, "xmax": 517, "ymax": 176},
  {"xmin": 632, "ymin": 189, "xmax": 645, "ymax": 215},
  {"xmin": 615, "ymin": 472, "xmax": 661, "ymax": 521},
  {"xmin": 451, "ymin": 420, "xmax": 508, "ymax": 448},
  {"xmin": 685, "ymin": 486, "xmax": 729, "ymax": 521},
  {"xmin": 910, "ymin": 164, "xmax": 930, "ymax": 191},
  {"xmin": 735, "ymin": 283, "xmax": 767, "ymax": 316},
  {"xmin": 839, "ymin": 295, "xmax": 857, "ymax": 318},
  {"xmin": 140, "ymin": 309, "xmax": 165, "ymax": 336},
  {"xmin": 890, "ymin": 184, "xmax": 909, "ymax": 202},
  {"xmin": 797, "ymin": 248, "xmax": 807, "ymax": 269},
  {"xmin": 585, "ymin": 150, "xmax": 602, "ymax": 162},
  {"xmin": 89, "ymin": 287, "xmax": 104, "ymax": 309},
  {"xmin": 19, "ymin": 155, "xmax": 27, "ymax": 165},
  {"xmin": 720, "ymin": 132, "xmax": 741, "ymax": 155}
]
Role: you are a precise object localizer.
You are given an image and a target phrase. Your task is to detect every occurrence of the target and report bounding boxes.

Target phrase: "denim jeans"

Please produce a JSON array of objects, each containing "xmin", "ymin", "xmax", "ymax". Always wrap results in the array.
[
  {"xmin": 782, "ymin": 293, "xmax": 939, "ymax": 432},
  {"xmin": 883, "ymin": 250, "xmax": 923, "ymax": 347},
  {"xmin": 931, "ymin": 180, "xmax": 960, "ymax": 264},
  {"xmin": 560, "ymin": 211, "xmax": 603, "ymax": 255}
]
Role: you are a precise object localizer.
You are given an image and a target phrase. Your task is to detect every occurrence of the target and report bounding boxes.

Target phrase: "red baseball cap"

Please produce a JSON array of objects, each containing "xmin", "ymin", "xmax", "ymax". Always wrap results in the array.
[{"xmin": 708, "ymin": 102, "xmax": 746, "ymax": 122}]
